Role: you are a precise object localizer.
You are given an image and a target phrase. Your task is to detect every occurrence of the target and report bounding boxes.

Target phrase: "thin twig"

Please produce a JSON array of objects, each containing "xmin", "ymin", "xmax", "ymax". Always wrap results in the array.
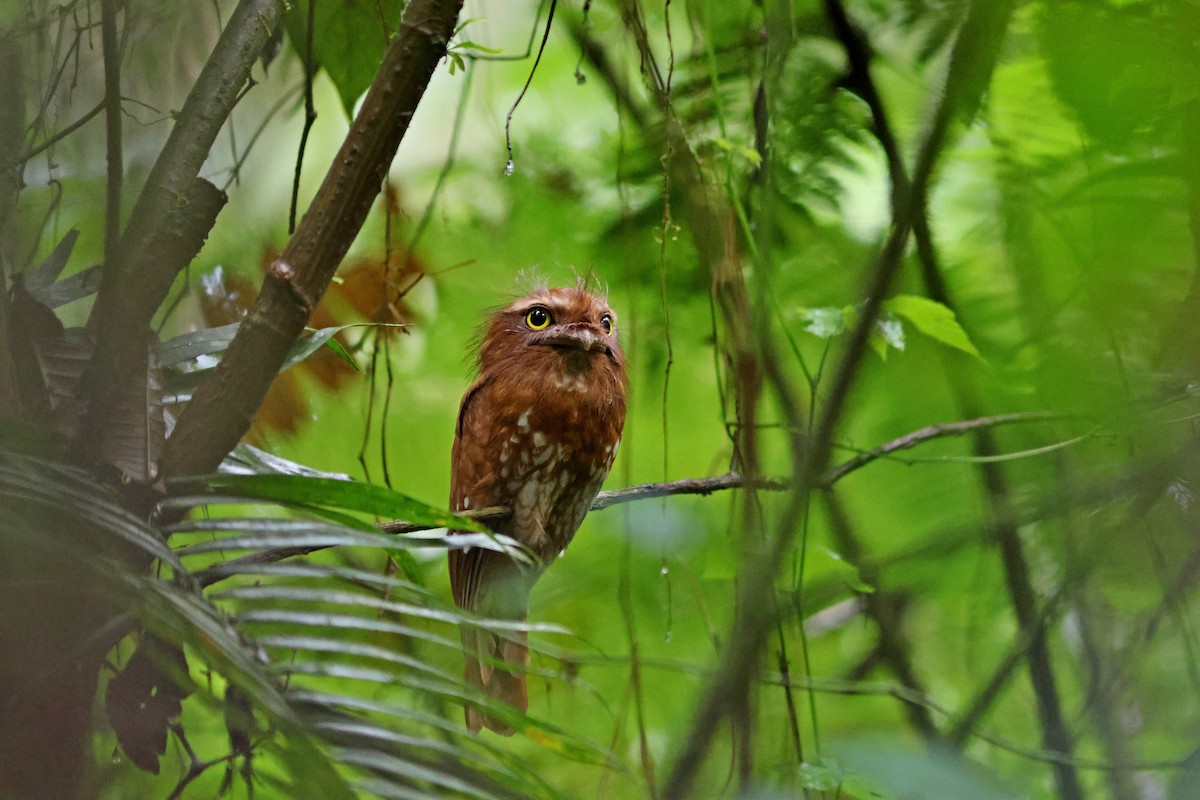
[
  {"xmin": 12, "ymin": 99, "xmax": 105, "ymax": 165},
  {"xmin": 820, "ymin": 412, "xmax": 1057, "ymax": 485},
  {"xmin": 163, "ymin": 723, "xmax": 237, "ymax": 800},
  {"xmin": 503, "ymin": 0, "xmax": 557, "ymax": 174},
  {"xmin": 99, "ymin": 0, "xmax": 123, "ymax": 273},
  {"xmin": 289, "ymin": 0, "xmax": 317, "ymax": 235}
]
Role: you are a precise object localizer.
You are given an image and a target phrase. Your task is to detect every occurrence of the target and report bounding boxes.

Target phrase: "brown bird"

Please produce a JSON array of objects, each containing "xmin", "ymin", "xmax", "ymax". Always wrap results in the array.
[{"xmin": 449, "ymin": 286, "xmax": 627, "ymax": 735}]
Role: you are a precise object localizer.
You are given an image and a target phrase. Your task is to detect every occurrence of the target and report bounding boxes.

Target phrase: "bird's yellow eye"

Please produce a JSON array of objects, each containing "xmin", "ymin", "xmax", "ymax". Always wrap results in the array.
[
  {"xmin": 600, "ymin": 315, "xmax": 613, "ymax": 335},
  {"xmin": 525, "ymin": 307, "xmax": 552, "ymax": 330}
]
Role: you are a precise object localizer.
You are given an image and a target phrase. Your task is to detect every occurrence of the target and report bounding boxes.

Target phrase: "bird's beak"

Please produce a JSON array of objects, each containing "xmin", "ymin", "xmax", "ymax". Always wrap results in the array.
[{"xmin": 540, "ymin": 327, "xmax": 608, "ymax": 353}]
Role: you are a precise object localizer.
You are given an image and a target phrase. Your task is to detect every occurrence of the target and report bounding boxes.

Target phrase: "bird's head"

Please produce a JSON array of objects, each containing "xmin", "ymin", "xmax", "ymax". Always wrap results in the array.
[{"xmin": 478, "ymin": 286, "xmax": 626, "ymax": 383}]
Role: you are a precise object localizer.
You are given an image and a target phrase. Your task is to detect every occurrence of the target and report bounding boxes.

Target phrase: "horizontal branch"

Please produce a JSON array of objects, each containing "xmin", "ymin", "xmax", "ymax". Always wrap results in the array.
[
  {"xmin": 821, "ymin": 411, "xmax": 1056, "ymax": 485},
  {"xmin": 192, "ymin": 412, "xmax": 1053, "ymax": 587}
]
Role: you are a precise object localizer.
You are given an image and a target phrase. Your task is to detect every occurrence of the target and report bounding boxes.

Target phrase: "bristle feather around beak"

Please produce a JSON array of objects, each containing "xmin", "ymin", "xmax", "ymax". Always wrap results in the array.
[{"xmin": 531, "ymin": 328, "xmax": 608, "ymax": 353}]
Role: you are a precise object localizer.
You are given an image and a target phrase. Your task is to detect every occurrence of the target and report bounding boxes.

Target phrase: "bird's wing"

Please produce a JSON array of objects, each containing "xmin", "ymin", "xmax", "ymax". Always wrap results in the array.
[{"xmin": 448, "ymin": 376, "xmax": 502, "ymax": 611}]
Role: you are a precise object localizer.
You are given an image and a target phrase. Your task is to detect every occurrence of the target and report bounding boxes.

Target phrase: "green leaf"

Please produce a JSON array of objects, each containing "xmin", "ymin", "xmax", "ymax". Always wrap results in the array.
[
  {"xmin": 712, "ymin": 136, "xmax": 763, "ymax": 166},
  {"xmin": 156, "ymin": 323, "xmax": 240, "ymax": 367},
  {"xmin": 281, "ymin": 326, "xmax": 362, "ymax": 371},
  {"xmin": 27, "ymin": 229, "xmax": 79, "ymax": 291},
  {"xmin": 222, "ymin": 443, "xmax": 354, "ymax": 480},
  {"xmin": 283, "ymin": 0, "xmax": 405, "ymax": 117},
  {"xmin": 799, "ymin": 758, "xmax": 843, "ymax": 791},
  {"xmin": 161, "ymin": 325, "xmax": 365, "ymax": 402},
  {"xmin": 452, "ymin": 16, "xmax": 486, "ymax": 37},
  {"xmin": 29, "ymin": 264, "xmax": 103, "ymax": 308},
  {"xmin": 0, "ymin": 449, "xmax": 183, "ymax": 571},
  {"xmin": 799, "ymin": 306, "xmax": 848, "ymax": 338},
  {"xmin": 453, "ymin": 40, "xmax": 503, "ymax": 55},
  {"xmin": 886, "ymin": 294, "xmax": 981, "ymax": 358},
  {"xmin": 323, "ymin": 337, "xmax": 358, "ymax": 369},
  {"xmin": 233, "ymin": 609, "xmax": 463, "ymax": 651},
  {"xmin": 172, "ymin": 474, "xmax": 484, "ymax": 531},
  {"xmin": 875, "ymin": 312, "xmax": 906, "ymax": 356},
  {"xmin": 215, "ymin": 585, "xmax": 570, "ymax": 633},
  {"xmin": 816, "ymin": 547, "xmax": 875, "ymax": 594}
]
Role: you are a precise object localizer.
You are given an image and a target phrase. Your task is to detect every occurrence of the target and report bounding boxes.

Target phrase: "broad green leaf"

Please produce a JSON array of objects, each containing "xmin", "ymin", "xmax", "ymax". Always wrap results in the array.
[
  {"xmin": 290, "ymin": 691, "xmax": 570, "ymax": 800},
  {"xmin": 886, "ymin": 294, "xmax": 981, "ymax": 358},
  {"xmin": 283, "ymin": 0, "xmax": 405, "ymax": 117},
  {"xmin": 216, "ymin": 585, "xmax": 570, "ymax": 633},
  {"xmin": 234, "ymin": 609, "xmax": 462, "ymax": 651},
  {"xmin": 170, "ymin": 474, "xmax": 483, "ymax": 531},
  {"xmin": 1039, "ymin": 2, "xmax": 1174, "ymax": 149}
]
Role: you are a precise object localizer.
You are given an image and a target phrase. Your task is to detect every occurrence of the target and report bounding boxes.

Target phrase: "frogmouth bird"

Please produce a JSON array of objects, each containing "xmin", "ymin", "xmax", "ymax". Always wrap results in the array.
[{"xmin": 448, "ymin": 286, "xmax": 627, "ymax": 734}]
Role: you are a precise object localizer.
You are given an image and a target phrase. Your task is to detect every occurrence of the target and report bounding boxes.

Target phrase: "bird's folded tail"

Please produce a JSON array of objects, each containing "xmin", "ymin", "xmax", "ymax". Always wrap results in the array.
[{"xmin": 463, "ymin": 625, "xmax": 528, "ymax": 736}]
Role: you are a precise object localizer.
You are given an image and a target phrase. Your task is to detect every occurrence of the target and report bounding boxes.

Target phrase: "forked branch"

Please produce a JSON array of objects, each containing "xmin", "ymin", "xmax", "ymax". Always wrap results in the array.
[{"xmin": 163, "ymin": 0, "xmax": 467, "ymax": 480}]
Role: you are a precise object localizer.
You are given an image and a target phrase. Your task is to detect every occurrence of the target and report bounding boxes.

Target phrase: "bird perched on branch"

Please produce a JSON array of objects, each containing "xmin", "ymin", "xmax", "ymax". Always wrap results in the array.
[{"xmin": 449, "ymin": 285, "xmax": 627, "ymax": 735}]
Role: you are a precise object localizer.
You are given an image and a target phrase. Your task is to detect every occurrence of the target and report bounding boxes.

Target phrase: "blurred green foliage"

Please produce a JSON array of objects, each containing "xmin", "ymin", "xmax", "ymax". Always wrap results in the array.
[{"xmin": 4, "ymin": 0, "xmax": 1200, "ymax": 797}]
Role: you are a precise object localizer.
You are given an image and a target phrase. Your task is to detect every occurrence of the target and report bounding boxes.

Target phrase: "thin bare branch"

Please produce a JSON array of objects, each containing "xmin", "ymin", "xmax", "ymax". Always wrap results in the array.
[
  {"xmin": 11, "ymin": 99, "xmax": 105, "ymax": 166},
  {"xmin": 99, "ymin": 0, "xmax": 122, "ymax": 272},
  {"xmin": 821, "ymin": 412, "xmax": 1057, "ymax": 485}
]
